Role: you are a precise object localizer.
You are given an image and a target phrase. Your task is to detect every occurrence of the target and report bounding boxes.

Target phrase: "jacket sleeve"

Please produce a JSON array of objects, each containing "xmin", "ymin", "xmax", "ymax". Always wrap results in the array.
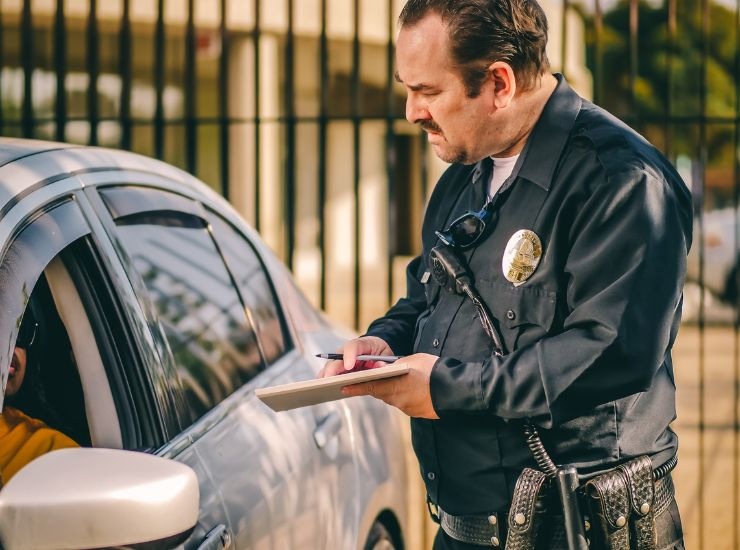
[{"xmin": 430, "ymin": 166, "xmax": 693, "ymax": 427}]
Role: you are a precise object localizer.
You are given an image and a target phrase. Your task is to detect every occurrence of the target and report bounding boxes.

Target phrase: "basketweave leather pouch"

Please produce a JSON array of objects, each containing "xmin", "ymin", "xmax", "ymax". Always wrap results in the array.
[
  {"xmin": 618, "ymin": 456, "xmax": 657, "ymax": 550},
  {"xmin": 585, "ymin": 468, "xmax": 631, "ymax": 550},
  {"xmin": 585, "ymin": 455, "xmax": 659, "ymax": 550},
  {"xmin": 505, "ymin": 468, "xmax": 550, "ymax": 550}
]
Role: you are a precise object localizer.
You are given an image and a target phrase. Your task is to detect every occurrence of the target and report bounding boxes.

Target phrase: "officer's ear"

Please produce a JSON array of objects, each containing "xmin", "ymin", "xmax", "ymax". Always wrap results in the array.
[{"xmin": 486, "ymin": 62, "xmax": 516, "ymax": 110}]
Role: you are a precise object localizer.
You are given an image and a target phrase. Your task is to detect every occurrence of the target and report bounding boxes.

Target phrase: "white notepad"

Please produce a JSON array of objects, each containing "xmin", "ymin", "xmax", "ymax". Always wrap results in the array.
[{"xmin": 255, "ymin": 363, "xmax": 410, "ymax": 412}]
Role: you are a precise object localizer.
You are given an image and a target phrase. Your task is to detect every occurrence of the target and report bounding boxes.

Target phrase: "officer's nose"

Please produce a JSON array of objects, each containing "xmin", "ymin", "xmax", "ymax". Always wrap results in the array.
[{"xmin": 405, "ymin": 92, "xmax": 429, "ymax": 125}]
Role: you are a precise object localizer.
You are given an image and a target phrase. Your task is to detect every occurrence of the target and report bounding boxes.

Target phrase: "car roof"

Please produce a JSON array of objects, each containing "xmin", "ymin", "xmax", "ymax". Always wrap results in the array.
[
  {"xmin": 0, "ymin": 138, "xmax": 222, "ymax": 217},
  {"xmin": 0, "ymin": 138, "xmax": 70, "ymax": 169}
]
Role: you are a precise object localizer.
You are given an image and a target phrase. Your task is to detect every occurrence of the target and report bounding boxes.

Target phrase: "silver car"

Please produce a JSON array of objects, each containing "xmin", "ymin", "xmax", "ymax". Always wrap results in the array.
[{"xmin": 0, "ymin": 138, "xmax": 412, "ymax": 550}]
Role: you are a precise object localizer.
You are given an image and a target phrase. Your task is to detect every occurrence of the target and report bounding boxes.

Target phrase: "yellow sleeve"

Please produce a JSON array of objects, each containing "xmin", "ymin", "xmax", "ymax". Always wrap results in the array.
[{"xmin": 0, "ymin": 409, "xmax": 79, "ymax": 484}]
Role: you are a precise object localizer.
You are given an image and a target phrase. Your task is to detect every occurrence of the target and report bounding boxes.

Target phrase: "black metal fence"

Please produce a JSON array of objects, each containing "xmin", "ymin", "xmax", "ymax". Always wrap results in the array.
[{"xmin": 1, "ymin": 0, "xmax": 738, "ymax": 548}]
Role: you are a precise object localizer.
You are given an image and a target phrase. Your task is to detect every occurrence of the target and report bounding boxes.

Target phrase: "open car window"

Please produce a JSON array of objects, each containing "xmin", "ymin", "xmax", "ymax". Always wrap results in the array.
[
  {"xmin": 0, "ymin": 197, "xmax": 128, "ymax": 459},
  {"xmin": 42, "ymin": 255, "xmax": 122, "ymax": 449},
  {"xmin": 6, "ymin": 268, "xmax": 94, "ymax": 448}
]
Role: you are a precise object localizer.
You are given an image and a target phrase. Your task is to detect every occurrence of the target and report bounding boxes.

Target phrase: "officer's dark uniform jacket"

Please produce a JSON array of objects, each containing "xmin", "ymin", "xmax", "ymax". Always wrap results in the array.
[{"xmin": 364, "ymin": 75, "xmax": 693, "ymax": 517}]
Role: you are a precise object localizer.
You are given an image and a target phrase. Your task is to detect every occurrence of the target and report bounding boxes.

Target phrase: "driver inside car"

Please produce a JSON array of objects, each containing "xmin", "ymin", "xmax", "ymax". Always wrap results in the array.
[{"xmin": 0, "ymin": 308, "xmax": 78, "ymax": 486}]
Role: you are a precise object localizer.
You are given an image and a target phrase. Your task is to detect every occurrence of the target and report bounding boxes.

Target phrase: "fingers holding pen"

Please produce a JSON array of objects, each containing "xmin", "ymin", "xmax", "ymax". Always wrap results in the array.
[
  {"xmin": 317, "ymin": 336, "xmax": 394, "ymax": 378},
  {"xmin": 340, "ymin": 336, "xmax": 392, "ymax": 371}
]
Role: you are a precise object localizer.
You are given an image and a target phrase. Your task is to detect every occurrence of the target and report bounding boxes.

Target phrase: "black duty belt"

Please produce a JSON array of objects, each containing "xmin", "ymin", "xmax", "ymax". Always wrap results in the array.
[
  {"xmin": 435, "ymin": 472, "xmax": 675, "ymax": 548},
  {"xmin": 439, "ymin": 508, "xmax": 504, "ymax": 547}
]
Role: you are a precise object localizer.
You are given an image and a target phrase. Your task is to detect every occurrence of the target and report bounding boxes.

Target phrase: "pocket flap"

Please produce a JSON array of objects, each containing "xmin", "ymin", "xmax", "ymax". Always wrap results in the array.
[{"xmin": 478, "ymin": 280, "xmax": 557, "ymax": 330}]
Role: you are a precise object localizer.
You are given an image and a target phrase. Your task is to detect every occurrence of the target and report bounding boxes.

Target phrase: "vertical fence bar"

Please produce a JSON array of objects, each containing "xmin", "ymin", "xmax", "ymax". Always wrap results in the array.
[
  {"xmin": 318, "ymin": 0, "xmax": 328, "ymax": 309},
  {"xmin": 119, "ymin": 0, "xmax": 132, "ymax": 150},
  {"xmin": 21, "ymin": 0, "xmax": 33, "ymax": 138},
  {"xmin": 593, "ymin": 0, "xmax": 603, "ymax": 106},
  {"xmin": 352, "ymin": 0, "xmax": 361, "ymax": 329},
  {"xmin": 733, "ymin": 2, "xmax": 740, "ymax": 547},
  {"xmin": 154, "ymin": 0, "xmax": 165, "ymax": 160},
  {"xmin": 54, "ymin": 0, "xmax": 66, "ymax": 142},
  {"xmin": 664, "ymin": 0, "xmax": 675, "ymax": 156},
  {"xmin": 219, "ymin": 0, "xmax": 229, "ymax": 199},
  {"xmin": 560, "ymin": 0, "xmax": 567, "ymax": 79},
  {"xmin": 87, "ymin": 0, "xmax": 99, "ymax": 145},
  {"xmin": 385, "ymin": 0, "xmax": 396, "ymax": 306},
  {"xmin": 697, "ymin": 0, "xmax": 710, "ymax": 546},
  {"xmin": 253, "ymin": 0, "xmax": 261, "ymax": 232},
  {"xmin": 628, "ymin": 0, "xmax": 638, "ymax": 121},
  {"xmin": 696, "ymin": 148, "xmax": 706, "ymax": 545},
  {"xmin": 185, "ymin": 0, "xmax": 197, "ymax": 174},
  {"xmin": 284, "ymin": 0, "xmax": 296, "ymax": 270}
]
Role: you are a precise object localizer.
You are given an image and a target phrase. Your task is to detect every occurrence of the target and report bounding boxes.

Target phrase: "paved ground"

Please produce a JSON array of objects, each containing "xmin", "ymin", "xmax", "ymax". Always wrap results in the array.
[{"xmin": 672, "ymin": 323, "xmax": 740, "ymax": 550}]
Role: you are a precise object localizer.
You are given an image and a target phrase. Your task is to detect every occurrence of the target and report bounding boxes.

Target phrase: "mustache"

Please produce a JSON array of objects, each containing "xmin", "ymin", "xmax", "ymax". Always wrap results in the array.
[{"xmin": 419, "ymin": 120, "xmax": 443, "ymax": 134}]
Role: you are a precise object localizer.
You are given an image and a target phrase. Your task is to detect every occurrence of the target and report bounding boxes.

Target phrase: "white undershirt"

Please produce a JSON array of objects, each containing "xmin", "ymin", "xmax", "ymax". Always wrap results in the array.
[{"xmin": 487, "ymin": 154, "xmax": 520, "ymax": 202}]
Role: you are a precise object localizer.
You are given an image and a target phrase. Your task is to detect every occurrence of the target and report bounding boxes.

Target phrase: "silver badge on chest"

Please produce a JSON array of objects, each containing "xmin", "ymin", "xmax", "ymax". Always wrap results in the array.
[{"xmin": 502, "ymin": 230, "xmax": 542, "ymax": 286}]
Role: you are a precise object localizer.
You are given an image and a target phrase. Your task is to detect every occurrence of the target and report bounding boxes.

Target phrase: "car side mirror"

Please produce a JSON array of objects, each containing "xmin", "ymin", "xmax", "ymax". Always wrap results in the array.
[{"xmin": 0, "ymin": 448, "xmax": 199, "ymax": 550}]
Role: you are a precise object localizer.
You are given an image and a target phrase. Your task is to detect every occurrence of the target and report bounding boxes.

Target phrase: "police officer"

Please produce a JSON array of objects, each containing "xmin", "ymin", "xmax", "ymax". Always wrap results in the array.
[{"xmin": 319, "ymin": 1, "xmax": 691, "ymax": 548}]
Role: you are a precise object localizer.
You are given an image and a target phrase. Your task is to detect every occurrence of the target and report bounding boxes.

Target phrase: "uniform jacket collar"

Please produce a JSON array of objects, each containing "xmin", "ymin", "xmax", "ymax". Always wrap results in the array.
[
  {"xmin": 517, "ymin": 73, "xmax": 582, "ymax": 191},
  {"xmin": 470, "ymin": 73, "xmax": 582, "ymax": 193}
]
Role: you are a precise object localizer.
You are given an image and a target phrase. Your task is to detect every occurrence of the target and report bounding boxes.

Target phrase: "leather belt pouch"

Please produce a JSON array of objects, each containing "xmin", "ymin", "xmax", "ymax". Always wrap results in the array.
[
  {"xmin": 585, "ymin": 467, "xmax": 631, "ymax": 550},
  {"xmin": 586, "ymin": 455, "xmax": 661, "ymax": 550},
  {"xmin": 618, "ymin": 456, "xmax": 657, "ymax": 550},
  {"xmin": 505, "ymin": 467, "xmax": 550, "ymax": 550}
]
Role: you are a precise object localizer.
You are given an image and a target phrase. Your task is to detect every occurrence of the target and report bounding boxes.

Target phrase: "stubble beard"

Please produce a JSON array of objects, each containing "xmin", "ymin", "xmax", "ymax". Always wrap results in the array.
[
  {"xmin": 420, "ymin": 121, "xmax": 473, "ymax": 164},
  {"xmin": 434, "ymin": 146, "xmax": 470, "ymax": 165}
]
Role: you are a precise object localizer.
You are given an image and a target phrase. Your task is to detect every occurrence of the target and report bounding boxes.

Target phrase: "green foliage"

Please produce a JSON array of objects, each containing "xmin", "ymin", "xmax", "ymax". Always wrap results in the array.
[{"xmin": 581, "ymin": 0, "xmax": 738, "ymax": 166}]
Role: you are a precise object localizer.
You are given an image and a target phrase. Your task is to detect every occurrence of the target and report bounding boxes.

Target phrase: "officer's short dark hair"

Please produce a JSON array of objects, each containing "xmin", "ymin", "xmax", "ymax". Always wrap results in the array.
[{"xmin": 398, "ymin": 0, "xmax": 551, "ymax": 97}]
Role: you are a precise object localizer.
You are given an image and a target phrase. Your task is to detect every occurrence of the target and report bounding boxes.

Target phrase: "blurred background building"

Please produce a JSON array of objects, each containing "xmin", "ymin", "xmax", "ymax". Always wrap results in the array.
[{"xmin": 0, "ymin": 0, "xmax": 738, "ymax": 548}]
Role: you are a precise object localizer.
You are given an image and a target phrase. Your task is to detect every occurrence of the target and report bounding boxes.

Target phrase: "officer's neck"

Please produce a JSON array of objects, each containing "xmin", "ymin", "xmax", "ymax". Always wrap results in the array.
[{"xmin": 493, "ymin": 74, "xmax": 558, "ymax": 158}]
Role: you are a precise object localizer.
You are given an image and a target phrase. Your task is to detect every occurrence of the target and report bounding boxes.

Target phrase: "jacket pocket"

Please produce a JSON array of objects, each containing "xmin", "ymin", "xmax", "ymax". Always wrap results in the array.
[{"xmin": 476, "ymin": 279, "xmax": 557, "ymax": 352}]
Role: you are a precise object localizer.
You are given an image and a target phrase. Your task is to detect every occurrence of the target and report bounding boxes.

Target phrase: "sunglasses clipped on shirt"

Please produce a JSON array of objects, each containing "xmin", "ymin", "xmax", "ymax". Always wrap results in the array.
[{"xmin": 435, "ymin": 203, "xmax": 493, "ymax": 250}]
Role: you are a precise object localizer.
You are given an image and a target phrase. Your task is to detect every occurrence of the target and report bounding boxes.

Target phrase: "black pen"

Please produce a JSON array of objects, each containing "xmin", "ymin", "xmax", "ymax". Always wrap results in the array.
[{"xmin": 315, "ymin": 353, "xmax": 404, "ymax": 362}]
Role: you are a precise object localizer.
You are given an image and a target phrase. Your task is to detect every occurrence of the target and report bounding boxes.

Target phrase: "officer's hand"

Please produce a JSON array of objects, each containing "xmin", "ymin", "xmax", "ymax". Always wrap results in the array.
[
  {"xmin": 339, "ymin": 353, "xmax": 440, "ymax": 419},
  {"xmin": 317, "ymin": 336, "xmax": 394, "ymax": 378}
]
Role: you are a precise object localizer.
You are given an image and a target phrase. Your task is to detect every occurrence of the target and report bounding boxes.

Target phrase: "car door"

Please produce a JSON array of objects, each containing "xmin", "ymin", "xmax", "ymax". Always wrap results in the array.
[
  {"xmin": 0, "ymin": 179, "xmax": 228, "ymax": 550},
  {"xmin": 82, "ymin": 177, "xmax": 339, "ymax": 548},
  {"xmin": 203, "ymin": 209, "xmax": 358, "ymax": 548},
  {"xmin": 0, "ymin": 170, "xmax": 220, "ymax": 549}
]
